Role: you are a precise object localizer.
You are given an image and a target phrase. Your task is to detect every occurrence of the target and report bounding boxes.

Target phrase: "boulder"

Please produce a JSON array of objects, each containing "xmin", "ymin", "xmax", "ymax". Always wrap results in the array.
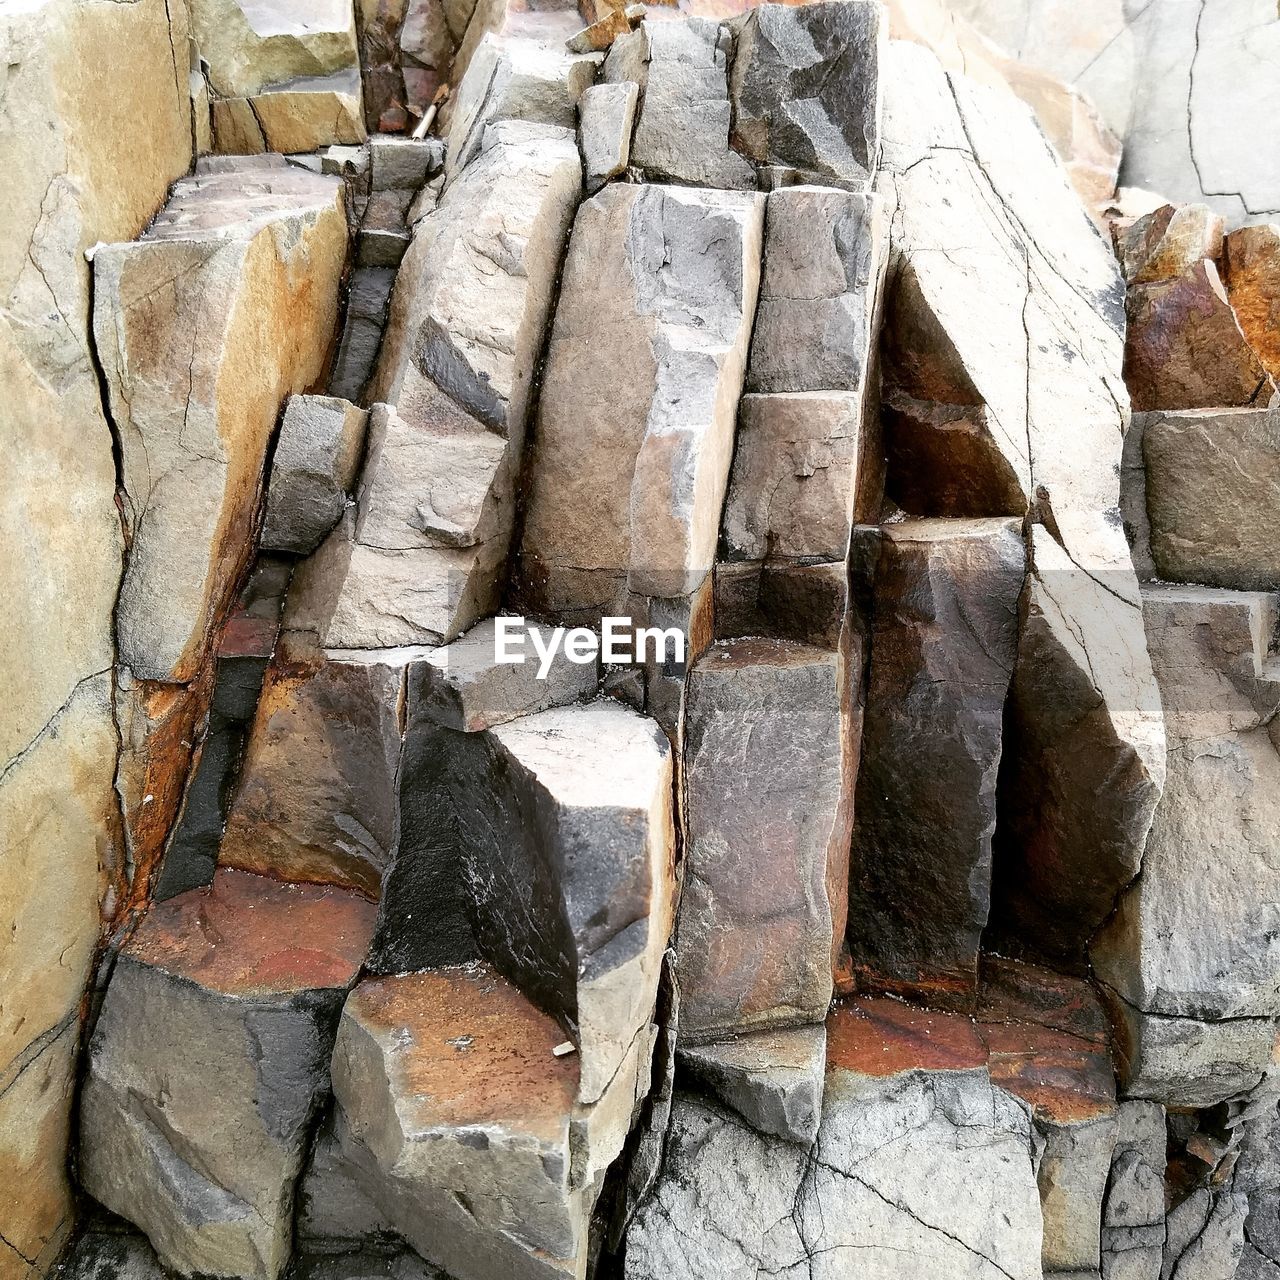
[
  {"xmin": 728, "ymin": 1, "xmax": 886, "ymax": 190},
  {"xmin": 95, "ymin": 160, "xmax": 347, "ymax": 683},
  {"xmin": 1117, "ymin": 203, "xmax": 1225, "ymax": 285},
  {"xmin": 80, "ymin": 870, "xmax": 376, "ymax": 1280},
  {"xmin": 261, "ymin": 395, "xmax": 368, "ymax": 555},
  {"xmin": 578, "ymin": 80, "xmax": 637, "ymax": 194},
  {"xmin": 1141, "ymin": 408, "xmax": 1280, "ymax": 591},
  {"xmin": 745, "ymin": 185, "xmax": 889, "ymax": 396},
  {"xmin": 678, "ymin": 639, "xmax": 853, "ymax": 1041},
  {"xmin": 1093, "ymin": 584, "xmax": 1280, "ymax": 1105},
  {"xmin": 677, "ymin": 1024, "xmax": 825, "ymax": 1145},
  {"xmin": 603, "ymin": 18, "xmax": 754, "ymax": 188},
  {"xmin": 1225, "ymin": 224, "xmax": 1280, "ymax": 382},
  {"xmin": 1124, "ymin": 259, "xmax": 1275, "ymax": 412},
  {"xmin": 519, "ymin": 182, "xmax": 763, "ymax": 616},
  {"xmin": 848, "ymin": 518, "xmax": 1024, "ymax": 1010}
]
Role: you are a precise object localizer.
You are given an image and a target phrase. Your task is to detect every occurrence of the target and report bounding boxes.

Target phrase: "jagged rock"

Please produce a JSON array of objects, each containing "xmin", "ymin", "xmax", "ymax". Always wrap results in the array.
[
  {"xmin": 603, "ymin": 18, "xmax": 755, "ymax": 189},
  {"xmin": 849, "ymin": 518, "xmax": 1024, "ymax": 1009},
  {"xmin": 410, "ymin": 617, "xmax": 598, "ymax": 732},
  {"xmin": 627, "ymin": 999, "xmax": 1043, "ymax": 1279},
  {"xmin": 566, "ymin": 7, "xmax": 630, "ymax": 55},
  {"xmin": 81, "ymin": 871, "xmax": 376, "ymax": 1280},
  {"xmin": 746, "ymin": 185, "xmax": 888, "ymax": 396},
  {"xmin": 262, "ymin": 396, "xmax": 368, "ymax": 555},
  {"xmin": 728, "ymin": 1, "xmax": 885, "ymax": 190},
  {"xmin": 445, "ymin": 34, "xmax": 595, "ymax": 180},
  {"xmin": 1163, "ymin": 1189, "xmax": 1248, "ymax": 1280},
  {"xmin": 1125, "ymin": 259, "xmax": 1276, "ymax": 412},
  {"xmin": 677, "ymin": 1024, "xmax": 825, "ymax": 1145},
  {"xmin": 1117, "ymin": 203, "xmax": 1225, "ymax": 285},
  {"xmin": 519, "ymin": 183, "xmax": 763, "ymax": 615},
  {"xmin": 1226, "ymin": 225, "xmax": 1280, "ymax": 382},
  {"xmin": 1140, "ymin": 408, "xmax": 1280, "ymax": 591},
  {"xmin": 444, "ymin": 699, "xmax": 675, "ymax": 1106},
  {"xmin": 1093, "ymin": 584, "xmax": 1280, "ymax": 1104},
  {"xmin": 993, "ymin": 525, "xmax": 1166, "ymax": 963},
  {"xmin": 210, "ymin": 73, "xmax": 366, "ymax": 154},
  {"xmin": 95, "ymin": 161, "xmax": 346, "ymax": 683},
  {"xmin": 578, "ymin": 80, "xmax": 637, "ymax": 194},
  {"xmin": 217, "ymin": 631, "xmax": 428, "ymax": 897},
  {"xmin": 331, "ymin": 964, "xmax": 639, "ymax": 1280},
  {"xmin": 1101, "ymin": 1101, "xmax": 1166, "ymax": 1280},
  {"xmin": 678, "ymin": 639, "xmax": 853, "ymax": 1041}
]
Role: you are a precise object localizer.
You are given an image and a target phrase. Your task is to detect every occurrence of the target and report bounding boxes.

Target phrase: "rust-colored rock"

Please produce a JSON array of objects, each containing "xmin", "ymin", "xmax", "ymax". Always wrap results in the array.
[
  {"xmin": 1117, "ymin": 202, "xmax": 1225, "ymax": 285},
  {"xmin": 825, "ymin": 997, "xmax": 988, "ymax": 1078},
  {"xmin": 1225, "ymin": 223, "xmax": 1280, "ymax": 383}
]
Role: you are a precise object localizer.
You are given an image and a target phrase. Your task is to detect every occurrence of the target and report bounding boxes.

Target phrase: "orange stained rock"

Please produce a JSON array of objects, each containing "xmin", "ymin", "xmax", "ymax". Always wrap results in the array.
[
  {"xmin": 125, "ymin": 868, "xmax": 376, "ymax": 997},
  {"xmin": 826, "ymin": 996, "xmax": 988, "ymax": 1077},
  {"xmin": 344, "ymin": 965, "xmax": 579, "ymax": 1143}
]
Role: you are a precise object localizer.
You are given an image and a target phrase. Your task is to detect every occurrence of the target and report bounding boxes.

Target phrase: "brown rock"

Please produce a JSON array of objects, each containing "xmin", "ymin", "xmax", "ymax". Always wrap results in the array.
[
  {"xmin": 1117, "ymin": 202, "xmax": 1225, "ymax": 285},
  {"xmin": 1124, "ymin": 258, "xmax": 1275, "ymax": 412},
  {"xmin": 1226, "ymin": 224, "xmax": 1280, "ymax": 383},
  {"xmin": 677, "ymin": 639, "xmax": 854, "ymax": 1041},
  {"xmin": 848, "ymin": 518, "xmax": 1024, "ymax": 1011}
]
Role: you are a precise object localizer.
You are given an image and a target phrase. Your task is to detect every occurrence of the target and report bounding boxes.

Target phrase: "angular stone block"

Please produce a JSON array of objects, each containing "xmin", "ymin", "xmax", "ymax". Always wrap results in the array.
[
  {"xmin": 1117, "ymin": 203, "xmax": 1224, "ymax": 286},
  {"xmin": 95, "ymin": 161, "xmax": 347, "ymax": 682},
  {"xmin": 211, "ymin": 73, "xmax": 366, "ymax": 155},
  {"xmin": 1226, "ymin": 224, "xmax": 1280, "ymax": 383},
  {"xmin": 578, "ymin": 80, "xmax": 637, "ymax": 195},
  {"xmin": 81, "ymin": 871, "xmax": 376, "ymax": 1280},
  {"xmin": 849, "ymin": 518, "xmax": 1023, "ymax": 1010},
  {"xmin": 678, "ymin": 639, "xmax": 853, "ymax": 1041},
  {"xmin": 1101, "ymin": 1100, "xmax": 1166, "ymax": 1280}
]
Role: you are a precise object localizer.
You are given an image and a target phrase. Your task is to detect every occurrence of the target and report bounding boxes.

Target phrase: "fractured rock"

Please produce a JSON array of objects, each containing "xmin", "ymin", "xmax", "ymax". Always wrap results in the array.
[
  {"xmin": 519, "ymin": 182, "xmax": 763, "ymax": 615},
  {"xmin": 677, "ymin": 1023, "xmax": 825, "ymax": 1145},
  {"xmin": 95, "ymin": 160, "xmax": 347, "ymax": 683},
  {"xmin": 81, "ymin": 870, "xmax": 376, "ymax": 1280},
  {"xmin": 1117, "ymin": 203, "xmax": 1225, "ymax": 286},
  {"xmin": 1141, "ymin": 408, "xmax": 1280, "ymax": 592},
  {"xmin": 1102, "ymin": 1100, "xmax": 1166, "ymax": 1280},
  {"xmin": 370, "ymin": 136, "xmax": 442, "ymax": 191},
  {"xmin": 728, "ymin": 1, "xmax": 886, "ymax": 190},
  {"xmin": 1226, "ymin": 224, "xmax": 1280, "ymax": 382},
  {"xmin": 848, "ymin": 518, "xmax": 1024, "ymax": 1010},
  {"xmin": 603, "ymin": 18, "xmax": 755, "ymax": 189},
  {"xmin": 678, "ymin": 639, "xmax": 853, "ymax": 1041},
  {"xmin": 262, "ymin": 395, "xmax": 368, "ymax": 555},
  {"xmin": 577, "ymin": 80, "xmax": 637, "ymax": 195},
  {"xmin": 211, "ymin": 72, "xmax": 366, "ymax": 155}
]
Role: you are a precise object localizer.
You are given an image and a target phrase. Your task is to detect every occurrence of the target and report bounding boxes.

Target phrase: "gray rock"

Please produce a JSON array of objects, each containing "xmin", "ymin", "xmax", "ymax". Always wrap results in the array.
[
  {"xmin": 849, "ymin": 518, "xmax": 1024, "ymax": 1009},
  {"xmin": 58, "ymin": 1227, "xmax": 170, "ymax": 1280},
  {"xmin": 746, "ymin": 185, "xmax": 888, "ymax": 395},
  {"xmin": 678, "ymin": 1024, "xmax": 825, "ymax": 1145},
  {"xmin": 369, "ymin": 136, "xmax": 443, "ymax": 191},
  {"xmin": 729, "ymin": 1, "xmax": 886, "ymax": 190},
  {"xmin": 262, "ymin": 395, "xmax": 368, "ymax": 555},
  {"xmin": 678, "ymin": 639, "xmax": 853, "ymax": 1041},
  {"xmin": 1141, "ymin": 408, "xmax": 1280, "ymax": 592},
  {"xmin": 297, "ymin": 1118, "xmax": 397, "ymax": 1246},
  {"xmin": 1163, "ymin": 1189, "xmax": 1247, "ymax": 1280},
  {"xmin": 603, "ymin": 19, "xmax": 755, "ymax": 189},
  {"xmin": 1100, "ymin": 1100, "xmax": 1166, "ymax": 1280},
  {"xmin": 578, "ymin": 80, "xmax": 637, "ymax": 194}
]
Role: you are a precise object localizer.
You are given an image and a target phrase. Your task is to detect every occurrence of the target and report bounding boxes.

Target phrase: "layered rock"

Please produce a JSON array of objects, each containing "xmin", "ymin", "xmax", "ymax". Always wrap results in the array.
[
  {"xmin": 678, "ymin": 639, "xmax": 853, "ymax": 1041},
  {"xmin": 95, "ymin": 160, "xmax": 347, "ymax": 683},
  {"xmin": 848, "ymin": 518, "xmax": 1024, "ymax": 1009},
  {"xmin": 81, "ymin": 871, "xmax": 376, "ymax": 1280},
  {"xmin": 1093, "ymin": 585, "xmax": 1280, "ymax": 1106}
]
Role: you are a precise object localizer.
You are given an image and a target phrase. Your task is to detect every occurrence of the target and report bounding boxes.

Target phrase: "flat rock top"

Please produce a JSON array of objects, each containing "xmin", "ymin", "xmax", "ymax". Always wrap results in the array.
[
  {"xmin": 827, "ymin": 997, "xmax": 988, "ymax": 1076},
  {"xmin": 140, "ymin": 160, "xmax": 343, "ymax": 243},
  {"xmin": 126, "ymin": 868, "xmax": 376, "ymax": 997},
  {"xmin": 344, "ymin": 965, "xmax": 578, "ymax": 1143},
  {"xmin": 695, "ymin": 637, "xmax": 837, "ymax": 673},
  {"xmin": 879, "ymin": 516, "xmax": 1024, "ymax": 545}
]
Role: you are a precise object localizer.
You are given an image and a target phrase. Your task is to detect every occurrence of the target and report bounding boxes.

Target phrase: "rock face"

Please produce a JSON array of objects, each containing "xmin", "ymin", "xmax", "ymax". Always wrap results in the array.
[
  {"xmin": 678, "ymin": 639, "xmax": 853, "ymax": 1041},
  {"xmin": 81, "ymin": 871, "xmax": 376, "ymax": 1280},
  {"xmin": 1093, "ymin": 585, "xmax": 1280, "ymax": 1106},
  {"xmin": 95, "ymin": 161, "xmax": 347, "ymax": 683},
  {"xmin": 519, "ymin": 183, "xmax": 764, "ymax": 615},
  {"xmin": 848, "ymin": 518, "xmax": 1024, "ymax": 1010},
  {"xmin": 1226, "ymin": 225, "xmax": 1280, "ymax": 378}
]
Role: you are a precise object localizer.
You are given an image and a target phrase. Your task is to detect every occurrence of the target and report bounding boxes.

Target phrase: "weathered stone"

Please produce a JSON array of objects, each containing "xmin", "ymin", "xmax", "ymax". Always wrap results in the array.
[
  {"xmin": 296, "ymin": 1119, "xmax": 396, "ymax": 1246},
  {"xmin": 218, "ymin": 631, "xmax": 428, "ymax": 897},
  {"xmin": 95, "ymin": 161, "xmax": 347, "ymax": 683},
  {"xmin": 1101, "ymin": 1101, "xmax": 1166, "ymax": 1280},
  {"xmin": 849, "ymin": 519, "xmax": 1024, "ymax": 1010},
  {"xmin": 1125, "ymin": 259, "xmax": 1275, "ymax": 412},
  {"xmin": 567, "ymin": 7, "xmax": 630, "ymax": 55},
  {"xmin": 677, "ymin": 1024, "xmax": 825, "ymax": 1145},
  {"xmin": 262, "ymin": 395, "xmax": 368, "ymax": 555},
  {"xmin": 444, "ymin": 700, "xmax": 675, "ymax": 1106},
  {"xmin": 1163, "ymin": 1188, "xmax": 1248, "ymax": 1280},
  {"xmin": 714, "ymin": 557, "xmax": 853, "ymax": 650},
  {"xmin": 519, "ymin": 183, "xmax": 763, "ymax": 615},
  {"xmin": 1141, "ymin": 408, "xmax": 1280, "ymax": 591},
  {"xmin": 370, "ymin": 136, "xmax": 442, "ymax": 191},
  {"xmin": 330, "ymin": 267, "xmax": 397, "ymax": 402},
  {"xmin": 678, "ymin": 639, "xmax": 853, "ymax": 1041},
  {"xmin": 746, "ymin": 186, "xmax": 888, "ymax": 395},
  {"xmin": 603, "ymin": 19, "xmax": 754, "ymax": 188},
  {"xmin": 211, "ymin": 74, "xmax": 366, "ymax": 154},
  {"xmin": 1093, "ymin": 585, "xmax": 1280, "ymax": 1105},
  {"xmin": 578, "ymin": 80, "xmax": 637, "ymax": 194},
  {"xmin": 728, "ymin": 1, "xmax": 885, "ymax": 190},
  {"xmin": 331, "ymin": 965, "xmax": 636, "ymax": 1280},
  {"xmin": 1225, "ymin": 225, "xmax": 1280, "ymax": 382},
  {"xmin": 410, "ymin": 617, "xmax": 598, "ymax": 732},
  {"xmin": 58, "ymin": 1224, "xmax": 172, "ymax": 1280},
  {"xmin": 81, "ymin": 871, "xmax": 376, "ymax": 1280},
  {"xmin": 1117, "ymin": 203, "xmax": 1225, "ymax": 286}
]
